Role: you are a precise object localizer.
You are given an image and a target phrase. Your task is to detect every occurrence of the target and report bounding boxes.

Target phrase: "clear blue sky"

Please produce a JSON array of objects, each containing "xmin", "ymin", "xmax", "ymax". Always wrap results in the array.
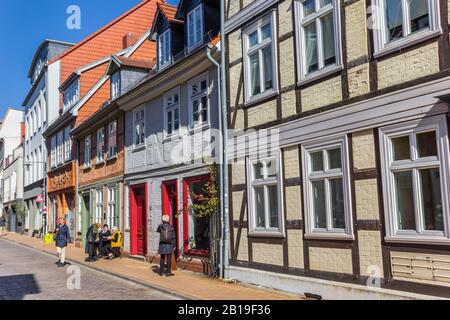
[{"xmin": 0, "ymin": 0, "xmax": 178, "ymax": 119}]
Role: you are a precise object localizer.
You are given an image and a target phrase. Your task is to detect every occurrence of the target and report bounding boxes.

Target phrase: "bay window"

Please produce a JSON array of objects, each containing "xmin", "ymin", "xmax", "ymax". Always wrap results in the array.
[
  {"xmin": 111, "ymin": 72, "xmax": 121, "ymax": 100},
  {"xmin": 96, "ymin": 127, "xmax": 105, "ymax": 163},
  {"xmin": 164, "ymin": 88, "xmax": 180, "ymax": 136},
  {"xmin": 302, "ymin": 137, "xmax": 353, "ymax": 238},
  {"xmin": 51, "ymin": 136, "xmax": 56, "ymax": 168},
  {"xmin": 243, "ymin": 11, "xmax": 278, "ymax": 103},
  {"xmin": 57, "ymin": 130, "xmax": 63, "ymax": 165},
  {"xmin": 294, "ymin": 0, "xmax": 341, "ymax": 82},
  {"xmin": 371, "ymin": 0, "xmax": 440, "ymax": 55},
  {"xmin": 187, "ymin": 5, "xmax": 204, "ymax": 49},
  {"xmin": 64, "ymin": 126, "xmax": 71, "ymax": 162},
  {"xmin": 247, "ymin": 155, "xmax": 284, "ymax": 236},
  {"xmin": 380, "ymin": 116, "xmax": 450, "ymax": 243},
  {"xmin": 158, "ymin": 29, "xmax": 171, "ymax": 69}
]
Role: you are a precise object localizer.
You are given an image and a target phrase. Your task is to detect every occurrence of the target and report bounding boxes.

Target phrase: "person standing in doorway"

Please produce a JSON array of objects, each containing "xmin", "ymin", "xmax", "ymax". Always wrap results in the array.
[
  {"xmin": 54, "ymin": 218, "xmax": 71, "ymax": 267},
  {"xmin": 157, "ymin": 215, "xmax": 176, "ymax": 277}
]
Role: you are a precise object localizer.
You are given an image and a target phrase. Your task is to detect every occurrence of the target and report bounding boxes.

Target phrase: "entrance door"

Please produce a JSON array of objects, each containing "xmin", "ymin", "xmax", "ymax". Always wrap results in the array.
[
  {"xmin": 130, "ymin": 185, "xmax": 147, "ymax": 257},
  {"xmin": 82, "ymin": 194, "xmax": 91, "ymax": 246},
  {"xmin": 162, "ymin": 181, "xmax": 179, "ymax": 257}
]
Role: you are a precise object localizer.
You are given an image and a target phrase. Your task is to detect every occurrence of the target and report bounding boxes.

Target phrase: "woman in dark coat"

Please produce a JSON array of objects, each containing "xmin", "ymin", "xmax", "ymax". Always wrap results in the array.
[
  {"xmin": 157, "ymin": 215, "xmax": 176, "ymax": 277},
  {"xmin": 54, "ymin": 218, "xmax": 71, "ymax": 267},
  {"xmin": 85, "ymin": 223, "xmax": 99, "ymax": 262}
]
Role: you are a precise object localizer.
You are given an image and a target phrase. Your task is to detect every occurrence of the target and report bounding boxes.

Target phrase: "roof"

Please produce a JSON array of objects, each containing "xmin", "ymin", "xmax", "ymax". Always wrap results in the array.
[
  {"xmin": 27, "ymin": 39, "xmax": 74, "ymax": 78},
  {"xmin": 116, "ymin": 56, "xmax": 155, "ymax": 70},
  {"xmin": 158, "ymin": 2, "xmax": 183, "ymax": 23}
]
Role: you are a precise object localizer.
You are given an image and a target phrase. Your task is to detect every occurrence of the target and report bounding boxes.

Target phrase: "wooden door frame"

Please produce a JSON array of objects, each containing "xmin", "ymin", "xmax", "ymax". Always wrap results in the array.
[
  {"xmin": 162, "ymin": 179, "xmax": 180, "ymax": 258},
  {"xmin": 130, "ymin": 183, "xmax": 148, "ymax": 256}
]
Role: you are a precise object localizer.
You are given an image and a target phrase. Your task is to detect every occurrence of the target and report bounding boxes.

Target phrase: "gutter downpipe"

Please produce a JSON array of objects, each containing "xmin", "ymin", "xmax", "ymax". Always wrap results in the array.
[
  {"xmin": 206, "ymin": 45, "xmax": 224, "ymax": 279},
  {"xmin": 220, "ymin": 0, "xmax": 231, "ymax": 281}
]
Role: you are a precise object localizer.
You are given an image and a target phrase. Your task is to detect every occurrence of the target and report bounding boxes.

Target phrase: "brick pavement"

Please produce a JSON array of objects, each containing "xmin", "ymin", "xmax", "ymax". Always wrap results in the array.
[{"xmin": 0, "ymin": 232, "xmax": 303, "ymax": 300}]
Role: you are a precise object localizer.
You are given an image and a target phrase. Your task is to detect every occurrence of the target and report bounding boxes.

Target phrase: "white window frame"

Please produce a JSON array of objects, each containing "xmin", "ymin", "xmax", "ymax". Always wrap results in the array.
[
  {"xmin": 294, "ymin": 0, "xmax": 343, "ymax": 84},
  {"xmin": 57, "ymin": 130, "xmax": 64, "ymax": 165},
  {"xmin": 107, "ymin": 186, "xmax": 118, "ymax": 229},
  {"xmin": 51, "ymin": 136, "xmax": 56, "ymax": 168},
  {"xmin": 302, "ymin": 136, "xmax": 353, "ymax": 239},
  {"xmin": 111, "ymin": 72, "xmax": 121, "ymax": 100},
  {"xmin": 96, "ymin": 127, "xmax": 105, "ymax": 164},
  {"xmin": 242, "ymin": 10, "xmax": 279, "ymax": 105},
  {"xmin": 187, "ymin": 4, "xmax": 204, "ymax": 49},
  {"xmin": 164, "ymin": 87, "xmax": 181, "ymax": 138},
  {"xmin": 188, "ymin": 73, "xmax": 210, "ymax": 130},
  {"xmin": 84, "ymin": 135, "xmax": 91, "ymax": 169},
  {"xmin": 108, "ymin": 120, "xmax": 117, "ymax": 159},
  {"xmin": 133, "ymin": 106, "xmax": 145, "ymax": 149},
  {"xmin": 64, "ymin": 126, "xmax": 71, "ymax": 162},
  {"xmin": 379, "ymin": 115, "xmax": 450, "ymax": 245},
  {"xmin": 95, "ymin": 189, "xmax": 104, "ymax": 224},
  {"xmin": 371, "ymin": 0, "xmax": 441, "ymax": 57},
  {"xmin": 246, "ymin": 153, "xmax": 285, "ymax": 237},
  {"xmin": 158, "ymin": 29, "xmax": 172, "ymax": 70},
  {"xmin": 63, "ymin": 79, "xmax": 80, "ymax": 111}
]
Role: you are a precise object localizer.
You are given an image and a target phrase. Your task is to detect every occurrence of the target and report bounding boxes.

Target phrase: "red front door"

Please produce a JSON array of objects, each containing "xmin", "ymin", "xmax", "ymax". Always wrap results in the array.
[
  {"xmin": 130, "ymin": 185, "xmax": 147, "ymax": 257},
  {"xmin": 162, "ymin": 181, "xmax": 179, "ymax": 257}
]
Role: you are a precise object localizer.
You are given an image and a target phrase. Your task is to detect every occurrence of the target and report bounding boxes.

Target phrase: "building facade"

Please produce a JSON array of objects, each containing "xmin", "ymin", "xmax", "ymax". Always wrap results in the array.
[
  {"xmin": 23, "ymin": 40, "xmax": 73, "ymax": 237},
  {"xmin": 42, "ymin": 0, "xmax": 160, "ymax": 237},
  {"xmin": 3, "ymin": 145, "xmax": 24, "ymax": 233},
  {"xmin": 116, "ymin": 0, "xmax": 222, "ymax": 273},
  {"xmin": 225, "ymin": 0, "xmax": 450, "ymax": 299}
]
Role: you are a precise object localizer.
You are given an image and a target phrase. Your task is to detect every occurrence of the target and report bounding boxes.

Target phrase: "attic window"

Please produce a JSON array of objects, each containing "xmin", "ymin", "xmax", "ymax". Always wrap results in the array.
[
  {"xmin": 111, "ymin": 72, "xmax": 121, "ymax": 100},
  {"xmin": 63, "ymin": 78, "xmax": 80, "ymax": 111},
  {"xmin": 158, "ymin": 29, "xmax": 171, "ymax": 70},
  {"xmin": 187, "ymin": 5, "xmax": 204, "ymax": 49}
]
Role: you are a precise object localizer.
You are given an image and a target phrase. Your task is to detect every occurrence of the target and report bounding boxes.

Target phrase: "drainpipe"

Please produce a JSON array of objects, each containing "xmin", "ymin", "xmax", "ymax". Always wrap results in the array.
[
  {"xmin": 75, "ymin": 139, "xmax": 80, "ymax": 244},
  {"xmin": 206, "ymin": 45, "xmax": 224, "ymax": 278}
]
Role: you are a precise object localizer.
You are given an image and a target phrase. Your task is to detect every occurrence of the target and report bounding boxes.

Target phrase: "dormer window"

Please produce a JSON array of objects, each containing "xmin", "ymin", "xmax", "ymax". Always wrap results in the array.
[
  {"xmin": 187, "ymin": 5, "xmax": 204, "ymax": 49},
  {"xmin": 111, "ymin": 72, "xmax": 121, "ymax": 100},
  {"xmin": 158, "ymin": 29, "xmax": 171, "ymax": 70},
  {"xmin": 63, "ymin": 78, "xmax": 80, "ymax": 111}
]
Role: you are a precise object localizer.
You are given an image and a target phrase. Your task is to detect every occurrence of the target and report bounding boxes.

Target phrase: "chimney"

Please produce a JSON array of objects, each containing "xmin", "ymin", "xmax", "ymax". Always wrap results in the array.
[{"xmin": 123, "ymin": 32, "xmax": 138, "ymax": 49}]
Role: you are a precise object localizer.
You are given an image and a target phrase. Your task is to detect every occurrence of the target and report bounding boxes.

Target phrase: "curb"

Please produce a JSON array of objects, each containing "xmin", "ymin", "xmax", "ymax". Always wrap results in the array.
[{"xmin": 1, "ymin": 236, "xmax": 198, "ymax": 300}]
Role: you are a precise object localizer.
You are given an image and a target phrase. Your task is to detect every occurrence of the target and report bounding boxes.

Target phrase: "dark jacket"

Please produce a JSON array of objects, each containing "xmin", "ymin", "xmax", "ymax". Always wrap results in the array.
[
  {"xmin": 100, "ymin": 229, "xmax": 112, "ymax": 247},
  {"xmin": 85, "ymin": 225, "xmax": 96, "ymax": 250},
  {"xmin": 55, "ymin": 224, "xmax": 71, "ymax": 248},
  {"xmin": 157, "ymin": 222, "xmax": 176, "ymax": 255},
  {"xmin": 0, "ymin": 217, "xmax": 5, "ymax": 227}
]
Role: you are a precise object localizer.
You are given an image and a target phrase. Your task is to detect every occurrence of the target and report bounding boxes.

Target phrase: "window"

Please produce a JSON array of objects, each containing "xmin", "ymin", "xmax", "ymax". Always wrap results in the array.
[
  {"xmin": 95, "ymin": 189, "xmax": 104, "ymax": 224},
  {"xmin": 63, "ymin": 79, "xmax": 80, "ymax": 111},
  {"xmin": 96, "ymin": 128, "xmax": 105, "ymax": 163},
  {"xmin": 51, "ymin": 136, "xmax": 56, "ymax": 168},
  {"xmin": 31, "ymin": 111, "xmax": 36, "ymax": 135},
  {"xmin": 371, "ymin": 0, "xmax": 440, "ymax": 55},
  {"xmin": 379, "ymin": 116, "xmax": 450, "ymax": 243},
  {"xmin": 41, "ymin": 93, "xmax": 47, "ymax": 124},
  {"xmin": 302, "ymin": 137, "xmax": 353, "ymax": 238},
  {"xmin": 189, "ymin": 74, "xmax": 209, "ymax": 128},
  {"xmin": 158, "ymin": 29, "xmax": 171, "ymax": 69},
  {"xmin": 84, "ymin": 135, "xmax": 91, "ymax": 168},
  {"xmin": 133, "ymin": 107, "xmax": 145, "ymax": 147},
  {"xmin": 37, "ymin": 101, "xmax": 41, "ymax": 129},
  {"xmin": 247, "ymin": 155, "xmax": 285, "ymax": 236},
  {"xmin": 26, "ymin": 116, "xmax": 30, "ymax": 141},
  {"xmin": 38, "ymin": 146, "xmax": 42, "ymax": 180},
  {"xmin": 294, "ymin": 0, "xmax": 342, "ymax": 81},
  {"xmin": 187, "ymin": 5, "xmax": 204, "ymax": 48},
  {"xmin": 26, "ymin": 155, "xmax": 30, "ymax": 185},
  {"xmin": 107, "ymin": 187, "xmax": 118, "ymax": 229},
  {"xmin": 64, "ymin": 126, "xmax": 71, "ymax": 162},
  {"xmin": 57, "ymin": 130, "xmax": 63, "ymax": 165},
  {"xmin": 108, "ymin": 121, "xmax": 117, "ymax": 158},
  {"xmin": 187, "ymin": 178, "xmax": 210, "ymax": 252},
  {"xmin": 243, "ymin": 11, "xmax": 278, "ymax": 103},
  {"xmin": 164, "ymin": 88, "xmax": 180, "ymax": 136},
  {"xmin": 111, "ymin": 72, "xmax": 121, "ymax": 100}
]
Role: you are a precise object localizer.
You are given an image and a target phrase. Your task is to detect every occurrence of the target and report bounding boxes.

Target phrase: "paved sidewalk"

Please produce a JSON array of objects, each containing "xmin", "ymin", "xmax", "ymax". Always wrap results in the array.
[{"xmin": 0, "ymin": 233, "xmax": 302, "ymax": 300}]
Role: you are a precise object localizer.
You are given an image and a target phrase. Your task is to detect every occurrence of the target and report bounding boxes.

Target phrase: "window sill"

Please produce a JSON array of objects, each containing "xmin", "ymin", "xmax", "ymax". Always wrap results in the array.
[
  {"xmin": 106, "ymin": 155, "xmax": 118, "ymax": 163},
  {"xmin": 304, "ymin": 233, "xmax": 354, "ymax": 241},
  {"xmin": 188, "ymin": 124, "xmax": 211, "ymax": 134},
  {"xmin": 385, "ymin": 235, "xmax": 450, "ymax": 246},
  {"xmin": 82, "ymin": 166, "xmax": 91, "ymax": 171},
  {"xmin": 132, "ymin": 145, "xmax": 145, "ymax": 153},
  {"xmin": 244, "ymin": 90, "xmax": 278, "ymax": 108},
  {"xmin": 95, "ymin": 160, "xmax": 105, "ymax": 167},
  {"xmin": 163, "ymin": 134, "xmax": 182, "ymax": 143},
  {"xmin": 298, "ymin": 64, "xmax": 343, "ymax": 87},
  {"xmin": 248, "ymin": 230, "xmax": 285, "ymax": 238},
  {"xmin": 373, "ymin": 29, "xmax": 441, "ymax": 60}
]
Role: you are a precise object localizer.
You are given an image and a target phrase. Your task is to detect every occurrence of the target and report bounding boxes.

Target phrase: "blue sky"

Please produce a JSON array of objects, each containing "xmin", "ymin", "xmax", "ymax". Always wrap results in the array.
[{"xmin": 0, "ymin": 0, "xmax": 178, "ymax": 120}]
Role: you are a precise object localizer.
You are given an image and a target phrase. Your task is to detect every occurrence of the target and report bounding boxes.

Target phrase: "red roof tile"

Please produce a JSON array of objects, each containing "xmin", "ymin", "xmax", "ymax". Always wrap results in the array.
[{"xmin": 117, "ymin": 56, "xmax": 155, "ymax": 70}]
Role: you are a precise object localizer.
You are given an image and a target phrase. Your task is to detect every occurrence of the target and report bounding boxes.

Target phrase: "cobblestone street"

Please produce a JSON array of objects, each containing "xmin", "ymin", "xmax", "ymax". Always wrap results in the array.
[{"xmin": 0, "ymin": 238, "xmax": 179, "ymax": 300}]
